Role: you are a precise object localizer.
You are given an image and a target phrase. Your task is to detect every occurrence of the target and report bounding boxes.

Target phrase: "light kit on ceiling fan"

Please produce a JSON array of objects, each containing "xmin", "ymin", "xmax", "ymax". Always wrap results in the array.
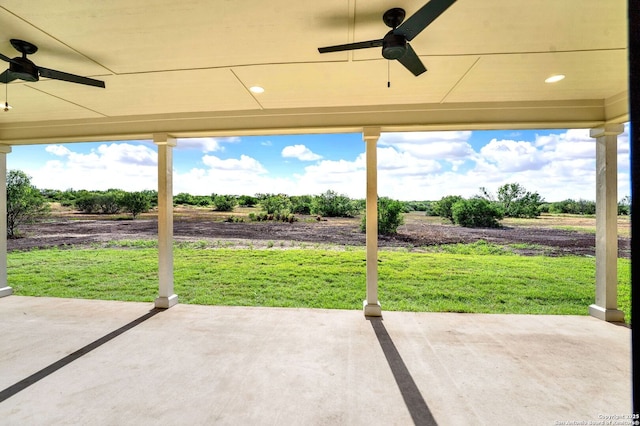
[{"xmin": 318, "ymin": 0, "xmax": 457, "ymax": 77}]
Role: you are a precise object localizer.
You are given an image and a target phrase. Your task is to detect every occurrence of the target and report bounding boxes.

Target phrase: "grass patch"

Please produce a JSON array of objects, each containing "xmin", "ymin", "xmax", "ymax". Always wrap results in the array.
[
  {"xmin": 423, "ymin": 240, "xmax": 513, "ymax": 255},
  {"xmin": 499, "ymin": 213, "xmax": 631, "ymax": 238},
  {"xmin": 7, "ymin": 246, "xmax": 631, "ymax": 320},
  {"xmin": 553, "ymin": 225, "xmax": 596, "ymax": 234},
  {"xmin": 97, "ymin": 239, "xmax": 158, "ymax": 249}
]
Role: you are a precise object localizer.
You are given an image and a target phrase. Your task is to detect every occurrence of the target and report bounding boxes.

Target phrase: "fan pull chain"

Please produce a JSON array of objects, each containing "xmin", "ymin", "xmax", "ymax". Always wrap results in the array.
[
  {"xmin": 4, "ymin": 75, "xmax": 9, "ymax": 112},
  {"xmin": 387, "ymin": 61, "xmax": 391, "ymax": 88}
]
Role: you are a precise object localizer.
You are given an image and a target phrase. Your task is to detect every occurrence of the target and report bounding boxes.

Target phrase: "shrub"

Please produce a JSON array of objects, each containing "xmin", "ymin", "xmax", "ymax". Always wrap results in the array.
[
  {"xmin": 404, "ymin": 200, "xmax": 433, "ymax": 213},
  {"xmin": 96, "ymin": 191, "xmax": 123, "ymax": 214},
  {"xmin": 212, "ymin": 194, "xmax": 237, "ymax": 212},
  {"xmin": 40, "ymin": 188, "xmax": 63, "ymax": 202},
  {"xmin": 494, "ymin": 183, "xmax": 543, "ymax": 218},
  {"xmin": 260, "ymin": 194, "xmax": 291, "ymax": 215},
  {"xmin": 619, "ymin": 195, "xmax": 631, "ymax": 216},
  {"xmin": 60, "ymin": 198, "xmax": 76, "ymax": 208},
  {"xmin": 360, "ymin": 196, "xmax": 405, "ymax": 236},
  {"xmin": 75, "ymin": 193, "xmax": 100, "ymax": 213},
  {"xmin": 237, "ymin": 195, "xmax": 258, "ymax": 207},
  {"xmin": 451, "ymin": 198, "xmax": 503, "ymax": 228},
  {"xmin": 574, "ymin": 200, "xmax": 596, "ymax": 215},
  {"xmin": 433, "ymin": 195, "xmax": 463, "ymax": 223},
  {"xmin": 311, "ymin": 190, "xmax": 359, "ymax": 218},
  {"xmin": 173, "ymin": 193, "xmax": 211, "ymax": 207},
  {"xmin": 290, "ymin": 195, "xmax": 313, "ymax": 215},
  {"xmin": 6, "ymin": 170, "xmax": 50, "ymax": 237},
  {"xmin": 353, "ymin": 198, "xmax": 366, "ymax": 213},
  {"xmin": 223, "ymin": 215, "xmax": 244, "ymax": 223},
  {"xmin": 193, "ymin": 195, "xmax": 212, "ymax": 207},
  {"xmin": 42, "ymin": 188, "xmax": 88, "ymax": 207},
  {"xmin": 549, "ymin": 199, "xmax": 596, "ymax": 215},
  {"xmin": 174, "ymin": 192, "xmax": 195, "ymax": 205},
  {"xmin": 119, "ymin": 191, "xmax": 151, "ymax": 218},
  {"xmin": 423, "ymin": 201, "xmax": 437, "ymax": 217},
  {"xmin": 140, "ymin": 190, "xmax": 158, "ymax": 207},
  {"xmin": 249, "ymin": 212, "xmax": 268, "ymax": 221},
  {"xmin": 76, "ymin": 190, "xmax": 145, "ymax": 215},
  {"xmin": 377, "ymin": 197, "xmax": 405, "ymax": 235}
]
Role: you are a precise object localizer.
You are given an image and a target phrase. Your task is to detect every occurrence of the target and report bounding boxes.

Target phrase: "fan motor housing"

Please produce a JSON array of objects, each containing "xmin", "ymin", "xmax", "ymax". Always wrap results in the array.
[
  {"xmin": 382, "ymin": 32, "xmax": 407, "ymax": 60},
  {"xmin": 9, "ymin": 58, "xmax": 39, "ymax": 82}
]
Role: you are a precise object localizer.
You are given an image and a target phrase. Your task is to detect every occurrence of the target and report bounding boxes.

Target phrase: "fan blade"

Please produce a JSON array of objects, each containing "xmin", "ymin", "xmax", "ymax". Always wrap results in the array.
[
  {"xmin": 0, "ymin": 52, "xmax": 14, "ymax": 64},
  {"xmin": 394, "ymin": 0, "xmax": 457, "ymax": 41},
  {"xmin": 0, "ymin": 69, "xmax": 18, "ymax": 84},
  {"xmin": 318, "ymin": 39, "xmax": 383, "ymax": 53},
  {"xmin": 397, "ymin": 44, "xmax": 427, "ymax": 76},
  {"xmin": 38, "ymin": 67, "xmax": 105, "ymax": 88}
]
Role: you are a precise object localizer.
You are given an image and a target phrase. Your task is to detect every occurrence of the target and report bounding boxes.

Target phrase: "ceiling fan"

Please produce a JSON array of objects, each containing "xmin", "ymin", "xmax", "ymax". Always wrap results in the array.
[
  {"xmin": 318, "ymin": 0, "xmax": 456, "ymax": 76},
  {"xmin": 0, "ymin": 39, "xmax": 105, "ymax": 88}
]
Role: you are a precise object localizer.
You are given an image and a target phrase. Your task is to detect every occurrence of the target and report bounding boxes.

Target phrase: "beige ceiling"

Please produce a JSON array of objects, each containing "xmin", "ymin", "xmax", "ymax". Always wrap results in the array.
[{"xmin": 0, "ymin": 0, "xmax": 628, "ymax": 145}]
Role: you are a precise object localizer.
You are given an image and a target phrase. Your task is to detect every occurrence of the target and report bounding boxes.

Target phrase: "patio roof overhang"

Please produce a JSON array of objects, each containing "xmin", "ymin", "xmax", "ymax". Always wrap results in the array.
[{"xmin": 0, "ymin": 0, "xmax": 629, "ymax": 144}]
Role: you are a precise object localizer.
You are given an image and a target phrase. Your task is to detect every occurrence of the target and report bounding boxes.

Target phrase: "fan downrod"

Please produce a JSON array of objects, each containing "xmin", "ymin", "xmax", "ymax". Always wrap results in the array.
[
  {"xmin": 382, "ymin": 8, "xmax": 406, "ymax": 28},
  {"xmin": 10, "ymin": 39, "xmax": 38, "ymax": 56}
]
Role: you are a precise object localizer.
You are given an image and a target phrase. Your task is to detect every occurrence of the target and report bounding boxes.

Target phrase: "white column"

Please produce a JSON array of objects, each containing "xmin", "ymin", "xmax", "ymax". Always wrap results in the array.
[
  {"xmin": 589, "ymin": 124, "xmax": 625, "ymax": 322},
  {"xmin": 363, "ymin": 127, "xmax": 382, "ymax": 317},
  {"xmin": 0, "ymin": 145, "xmax": 11, "ymax": 297},
  {"xmin": 154, "ymin": 134, "xmax": 178, "ymax": 309}
]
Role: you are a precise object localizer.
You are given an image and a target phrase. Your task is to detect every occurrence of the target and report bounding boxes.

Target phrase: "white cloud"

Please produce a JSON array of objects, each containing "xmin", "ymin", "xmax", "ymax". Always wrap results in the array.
[
  {"xmin": 201, "ymin": 154, "xmax": 267, "ymax": 173},
  {"xmin": 281, "ymin": 144, "xmax": 323, "ymax": 161},
  {"xmin": 177, "ymin": 137, "xmax": 240, "ymax": 153},
  {"xmin": 45, "ymin": 145, "xmax": 72, "ymax": 157},
  {"xmin": 171, "ymin": 153, "xmax": 296, "ymax": 196},
  {"xmin": 535, "ymin": 128, "xmax": 591, "ymax": 148},
  {"xmin": 288, "ymin": 157, "xmax": 364, "ymax": 197},
  {"xmin": 95, "ymin": 143, "xmax": 157, "ymax": 167},
  {"xmin": 175, "ymin": 157, "xmax": 293, "ymax": 196},
  {"xmin": 615, "ymin": 123, "xmax": 630, "ymax": 198},
  {"xmin": 276, "ymin": 145, "xmax": 444, "ymax": 200},
  {"xmin": 480, "ymin": 139, "xmax": 547, "ymax": 172},
  {"xmin": 534, "ymin": 129, "xmax": 595, "ymax": 162},
  {"xmin": 379, "ymin": 131, "xmax": 475, "ymax": 161},
  {"xmin": 376, "ymin": 147, "xmax": 441, "ymax": 175},
  {"xmin": 27, "ymin": 143, "xmax": 158, "ymax": 191},
  {"xmin": 305, "ymin": 157, "xmax": 363, "ymax": 174},
  {"xmin": 380, "ymin": 131, "xmax": 472, "ymax": 144},
  {"xmin": 373, "ymin": 127, "xmax": 629, "ymax": 200}
]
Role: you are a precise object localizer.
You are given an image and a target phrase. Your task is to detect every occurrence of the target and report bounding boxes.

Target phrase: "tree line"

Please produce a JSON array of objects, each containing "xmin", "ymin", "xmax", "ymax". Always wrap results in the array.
[
  {"xmin": 5, "ymin": 169, "xmax": 631, "ymax": 238},
  {"xmin": 6, "ymin": 171, "xmax": 406, "ymax": 237}
]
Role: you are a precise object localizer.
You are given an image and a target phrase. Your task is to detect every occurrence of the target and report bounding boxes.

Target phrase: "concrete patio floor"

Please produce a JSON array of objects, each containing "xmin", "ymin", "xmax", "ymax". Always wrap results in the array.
[{"xmin": 0, "ymin": 296, "xmax": 631, "ymax": 425}]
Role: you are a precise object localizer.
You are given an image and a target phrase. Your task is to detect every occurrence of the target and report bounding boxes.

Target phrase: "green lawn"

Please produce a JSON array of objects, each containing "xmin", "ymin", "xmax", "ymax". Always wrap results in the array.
[{"xmin": 7, "ymin": 242, "xmax": 631, "ymax": 321}]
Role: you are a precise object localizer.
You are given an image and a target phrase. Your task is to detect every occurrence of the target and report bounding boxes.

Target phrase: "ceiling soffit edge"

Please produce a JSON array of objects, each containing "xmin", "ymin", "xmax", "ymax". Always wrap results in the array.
[
  {"xmin": 604, "ymin": 91, "xmax": 629, "ymax": 123},
  {"xmin": 0, "ymin": 99, "xmax": 609, "ymax": 145}
]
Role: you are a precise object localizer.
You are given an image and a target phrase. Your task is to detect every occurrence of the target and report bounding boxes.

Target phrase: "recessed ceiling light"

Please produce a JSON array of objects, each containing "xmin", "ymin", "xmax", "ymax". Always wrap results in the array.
[
  {"xmin": 249, "ymin": 86, "xmax": 265, "ymax": 94},
  {"xmin": 545, "ymin": 74, "xmax": 565, "ymax": 83}
]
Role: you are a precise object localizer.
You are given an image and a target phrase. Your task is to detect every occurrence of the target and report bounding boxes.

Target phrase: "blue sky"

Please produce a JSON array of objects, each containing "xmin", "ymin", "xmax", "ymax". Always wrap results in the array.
[{"xmin": 8, "ymin": 125, "xmax": 630, "ymax": 202}]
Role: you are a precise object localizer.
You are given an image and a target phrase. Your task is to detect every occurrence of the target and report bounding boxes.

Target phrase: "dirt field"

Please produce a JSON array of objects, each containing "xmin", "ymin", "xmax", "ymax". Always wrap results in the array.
[{"xmin": 7, "ymin": 208, "xmax": 631, "ymax": 258}]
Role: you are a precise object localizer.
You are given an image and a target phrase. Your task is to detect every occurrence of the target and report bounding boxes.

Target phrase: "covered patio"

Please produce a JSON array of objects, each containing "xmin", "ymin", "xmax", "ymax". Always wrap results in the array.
[
  {"xmin": 0, "ymin": 296, "xmax": 631, "ymax": 424},
  {"xmin": 0, "ymin": 0, "xmax": 634, "ymax": 423},
  {"xmin": 0, "ymin": 0, "xmax": 630, "ymax": 320}
]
